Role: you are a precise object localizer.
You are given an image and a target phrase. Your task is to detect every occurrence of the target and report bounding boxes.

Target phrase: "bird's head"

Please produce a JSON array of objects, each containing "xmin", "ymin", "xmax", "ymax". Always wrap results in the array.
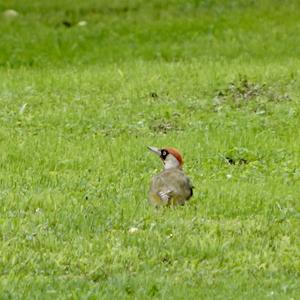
[{"xmin": 148, "ymin": 146, "xmax": 183, "ymax": 170}]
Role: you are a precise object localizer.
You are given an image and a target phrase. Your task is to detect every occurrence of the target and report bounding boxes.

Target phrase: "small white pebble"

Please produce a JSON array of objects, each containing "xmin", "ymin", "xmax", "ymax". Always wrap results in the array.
[
  {"xmin": 128, "ymin": 227, "xmax": 139, "ymax": 234},
  {"xmin": 3, "ymin": 9, "xmax": 19, "ymax": 18},
  {"xmin": 77, "ymin": 20, "xmax": 87, "ymax": 27}
]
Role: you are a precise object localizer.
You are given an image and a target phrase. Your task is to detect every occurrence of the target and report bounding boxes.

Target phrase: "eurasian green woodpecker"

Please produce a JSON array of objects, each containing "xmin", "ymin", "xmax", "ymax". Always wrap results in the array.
[{"xmin": 148, "ymin": 146, "xmax": 193, "ymax": 207}]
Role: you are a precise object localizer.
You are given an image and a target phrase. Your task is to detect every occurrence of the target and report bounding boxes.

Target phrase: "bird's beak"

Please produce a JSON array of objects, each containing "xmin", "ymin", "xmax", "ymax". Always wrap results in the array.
[{"xmin": 147, "ymin": 146, "xmax": 161, "ymax": 156}]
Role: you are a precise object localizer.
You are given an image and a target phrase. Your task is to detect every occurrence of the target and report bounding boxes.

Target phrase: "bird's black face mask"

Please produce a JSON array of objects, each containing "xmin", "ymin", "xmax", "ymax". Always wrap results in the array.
[{"xmin": 160, "ymin": 149, "xmax": 169, "ymax": 160}]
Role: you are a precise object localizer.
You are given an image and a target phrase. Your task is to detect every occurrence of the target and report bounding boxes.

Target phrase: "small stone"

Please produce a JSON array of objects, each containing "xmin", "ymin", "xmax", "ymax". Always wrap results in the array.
[
  {"xmin": 128, "ymin": 227, "xmax": 139, "ymax": 234},
  {"xmin": 78, "ymin": 20, "xmax": 87, "ymax": 27},
  {"xmin": 3, "ymin": 9, "xmax": 19, "ymax": 18}
]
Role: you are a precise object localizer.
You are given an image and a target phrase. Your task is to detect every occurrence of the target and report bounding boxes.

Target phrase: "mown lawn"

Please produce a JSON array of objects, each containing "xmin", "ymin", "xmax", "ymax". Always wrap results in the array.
[{"xmin": 0, "ymin": 0, "xmax": 299, "ymax": 299}]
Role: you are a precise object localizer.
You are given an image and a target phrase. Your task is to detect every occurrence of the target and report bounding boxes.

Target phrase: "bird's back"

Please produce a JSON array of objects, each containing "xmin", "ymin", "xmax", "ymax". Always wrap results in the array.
[{"xmin": 149, "ymin": 168, "xmax": 193, "ymax": 206}]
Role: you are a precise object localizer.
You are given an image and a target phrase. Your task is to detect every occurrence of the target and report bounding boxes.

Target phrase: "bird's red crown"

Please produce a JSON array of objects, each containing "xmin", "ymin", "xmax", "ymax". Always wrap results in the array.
[{"xmin": 165, "ymin": 147, "xmax": 184, "ymax": 166}]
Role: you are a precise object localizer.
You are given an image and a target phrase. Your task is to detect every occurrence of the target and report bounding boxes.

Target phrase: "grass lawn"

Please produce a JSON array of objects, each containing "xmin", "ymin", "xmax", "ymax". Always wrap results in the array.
[{"xmin": 0, "ymin": 0, "xmax": 299, "ymax": 299}]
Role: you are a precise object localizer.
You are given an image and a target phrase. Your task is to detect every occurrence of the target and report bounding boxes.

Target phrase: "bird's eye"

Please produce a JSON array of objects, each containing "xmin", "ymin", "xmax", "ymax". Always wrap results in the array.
[{"xmin": 161, "ymin": 150, "xmax": 168, "ymax": 159}]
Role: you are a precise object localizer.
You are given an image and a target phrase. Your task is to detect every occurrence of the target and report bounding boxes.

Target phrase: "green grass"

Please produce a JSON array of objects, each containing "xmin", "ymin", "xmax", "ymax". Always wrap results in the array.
[{"xmin": 0, "ymin": 0, "xmax": 300, "ymax": 299}]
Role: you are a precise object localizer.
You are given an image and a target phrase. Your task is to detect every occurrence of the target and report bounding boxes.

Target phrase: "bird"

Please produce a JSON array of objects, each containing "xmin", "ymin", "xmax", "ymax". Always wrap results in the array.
[{"xmin": 148, "ymin": 146, "xmax": 193, "ymax": 207}]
